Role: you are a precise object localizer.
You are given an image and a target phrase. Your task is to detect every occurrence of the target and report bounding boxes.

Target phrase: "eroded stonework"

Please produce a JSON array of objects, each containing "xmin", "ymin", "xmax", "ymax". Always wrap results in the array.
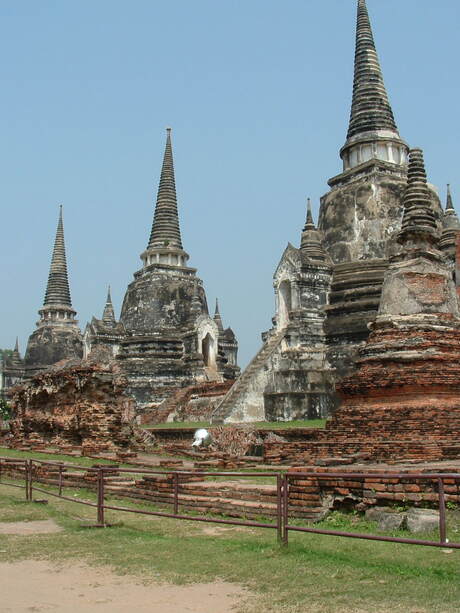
[
  {"xmin": 214, "ymin": 0, "xmax": 460, "ymax": 424},
  {"xmin": 10, "ymin": 362, "xmax": 135, "ymax": 454},
  {"xmin": 84, "ymin": 129, "xmax": 239, "ymax": 414}
]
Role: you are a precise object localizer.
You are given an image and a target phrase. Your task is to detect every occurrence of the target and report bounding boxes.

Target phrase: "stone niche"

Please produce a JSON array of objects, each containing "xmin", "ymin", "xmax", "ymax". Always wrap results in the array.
[{"xmin": 10, "ymin": 362, "xmax": 135, "ymax": 454}]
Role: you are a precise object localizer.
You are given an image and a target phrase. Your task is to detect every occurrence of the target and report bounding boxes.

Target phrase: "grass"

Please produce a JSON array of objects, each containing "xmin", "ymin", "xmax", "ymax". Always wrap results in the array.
[
  {"xmin": 146, "ymin": 419, "xmax": 327, "ymax": 430},
  {"xmin": 1, "ymin": 475, "xmax": 459, "ymax": 612},
  {"xmin": 145, "ymin": 421, "xmax": 211, "ymax": 430},
  {"xmin": 0, "ymin": 447, "xmax": 128, "ymax": 467},
  {"xmin": 251, "ymin": 419, "xmax": 327, "ymax": 430}
]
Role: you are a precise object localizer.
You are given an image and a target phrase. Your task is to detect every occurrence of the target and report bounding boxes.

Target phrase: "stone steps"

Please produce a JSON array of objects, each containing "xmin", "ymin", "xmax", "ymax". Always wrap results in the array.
[{"xmin": 212, "ymin": 329, "xmax": 285, "ymax": 422}]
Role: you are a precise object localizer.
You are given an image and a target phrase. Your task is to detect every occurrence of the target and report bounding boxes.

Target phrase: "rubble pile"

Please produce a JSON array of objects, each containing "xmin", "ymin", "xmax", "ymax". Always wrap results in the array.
[
  {"xmin": 145, "ymin": 380, "xmax": 234, "ymax": 425},
  {"xmin": 9, "ymin": 362, "xmax": 136, "ymax": 454},
  {"xmin": 210, "ymin": 425, "xmax": 261, "ymax": 457}
]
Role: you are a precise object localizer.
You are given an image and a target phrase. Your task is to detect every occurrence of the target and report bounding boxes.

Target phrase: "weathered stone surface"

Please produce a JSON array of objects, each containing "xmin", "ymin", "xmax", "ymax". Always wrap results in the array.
[
  {"xmin": 320, "ymin": 171, "xmax": 408, "ymax": 264},
  {"xmin": 406, "ymin": 508, "xmax": 439, "ymax": 534},
  {"xmin": 24, "ymin": 326, "xmax": 83, "ymax": 375},
  {"xmin": 365, "ymin": 507, "xmax": 405, "ymax": 531}
]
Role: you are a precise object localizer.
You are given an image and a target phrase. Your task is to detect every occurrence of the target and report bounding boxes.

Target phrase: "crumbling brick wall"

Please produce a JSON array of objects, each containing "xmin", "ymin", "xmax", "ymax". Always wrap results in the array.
[{"xmin": 9, "ymin": 362, "xmax": 135, "ymax": 454}]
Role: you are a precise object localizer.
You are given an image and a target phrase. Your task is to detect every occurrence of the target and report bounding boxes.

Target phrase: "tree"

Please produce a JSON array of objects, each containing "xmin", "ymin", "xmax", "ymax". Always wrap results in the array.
[{"xmin": 0, "ymin": 349, "xmax": 13, "ymax": 362}]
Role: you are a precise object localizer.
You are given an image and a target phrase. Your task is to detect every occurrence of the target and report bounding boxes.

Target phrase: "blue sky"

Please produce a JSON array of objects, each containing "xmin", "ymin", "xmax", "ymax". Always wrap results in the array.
[{"xmin": 1, "ymin": 0, "xmax": 459, "ymax": 367}]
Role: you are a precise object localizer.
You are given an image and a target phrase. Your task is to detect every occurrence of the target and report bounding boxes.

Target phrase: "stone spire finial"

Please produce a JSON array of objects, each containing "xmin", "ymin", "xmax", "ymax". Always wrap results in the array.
[
  {"xmin": 398, "ymin": 148, "xmax": 438, "ymax": 243},
  {"xmin": 10, "ymin": 337, "xmax": 22, "ymax": 366},
  {"xmin": 446, "ymin": 184, "xmax": 455, "ymax": 212},
  {"xmin": 347, "ymin": 0, "xmax": 398, "ymax": 140},
  {"xmin": 303, "ymin": 198, "xmax": 315, "ymax": 231},
  {"xmin": 102, "ymin": 285, "xmax": 116, "ymax": 326},
  {"xmin": 214, "ymin": 298, "xmax": 224, "ymax": 332},
  {"xmin": 300, "ymin": 199, "xmax": 328, "ymax": 262},
  {"xmin": 442, "ymin": 184, "xmax": 460, "ymax": 233},
  {"xmin": 148, "ymin": 128, "xmax": 183, "ymax": 251},
  {"xmin": 340, "ymin": 1, "xmax": 407, "ymax": 171},
  {"xmin": 43, "ymin": 206, "xmax": 73, "ymax": 308}
]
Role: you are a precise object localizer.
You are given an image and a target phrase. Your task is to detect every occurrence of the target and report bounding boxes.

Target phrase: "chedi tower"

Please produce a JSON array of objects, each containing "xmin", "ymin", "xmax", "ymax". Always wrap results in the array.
[
  {"xmin": 117, "ymin": 129, "xmax": 239, "ymax": 410},
  {"xmin": 213, "ymin": 0, "xmax": 450, "ymax": 424},
  {"xmin": 24, "ymin": 206, "xmax": 83, "ymax": 375},
  {"xmin": 333, "ymin": 148, "xmax": 460, "ymax": 461}
]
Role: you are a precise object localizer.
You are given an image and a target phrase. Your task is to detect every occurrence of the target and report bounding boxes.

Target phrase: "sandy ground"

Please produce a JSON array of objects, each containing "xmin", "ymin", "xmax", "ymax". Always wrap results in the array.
[
  {"xmin": 0, "ymin": 520, "xmax": 63, "ymax": 535},
  {"xmin": 0, "ymin": 559, "xmax": 246, "ymax": 612}
]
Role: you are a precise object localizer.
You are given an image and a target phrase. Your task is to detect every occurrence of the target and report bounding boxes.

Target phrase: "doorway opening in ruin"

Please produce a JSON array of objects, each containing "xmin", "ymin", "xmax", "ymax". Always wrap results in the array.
[
  {"xmin": 202, "ymin": 333, "xmax": 217, "ymax": 368},
  {"xmin": 278, "ymin": 280, "xmax": 292, "ymax": 328}
]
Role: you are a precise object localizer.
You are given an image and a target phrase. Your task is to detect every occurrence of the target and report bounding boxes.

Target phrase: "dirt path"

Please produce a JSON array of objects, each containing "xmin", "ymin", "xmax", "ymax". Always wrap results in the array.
[
  {"xmin": 0, "ymin": 560, "xmax": 246, "ymax": 612},
  {"xmin": 0, "ymin": 520, "xmax": 62, "ymax": 535}
]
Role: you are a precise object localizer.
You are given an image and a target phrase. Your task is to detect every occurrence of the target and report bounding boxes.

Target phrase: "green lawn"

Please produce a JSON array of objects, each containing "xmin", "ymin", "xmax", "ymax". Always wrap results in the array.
[
  {"xmin": 0, "ymin": 473, "xmax": 459, "ymax": 612},
  {"xmin": 0, "ymin": 446, "xmax": 127, "ymax": 467}
]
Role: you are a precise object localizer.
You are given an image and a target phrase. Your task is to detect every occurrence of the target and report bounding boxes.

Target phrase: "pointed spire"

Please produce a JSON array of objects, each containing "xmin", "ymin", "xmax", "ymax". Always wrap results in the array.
[
  {"xmin": 300, "ymin": 199, "xmax": 328, "ymax": 262},
  {"xmin": 399, "ymin": 148, "xmax": 438, "ymax": 243},
  {"xmin": 148, "ymin": 128, "xmax": 183, "ymax": 251},
  {"xmin": 446, "ymin": 184, "xmax": 454, "ymax": 211},
  {"xmin": 43, "ymin": 206, "xmax": 73, "ymax": 307},
  {"xmin": 303, "ymin": 198, "xmax": 315, "ymax": 231},
  {"xmin": 442, "ymin": 184, "xmax": 460, "ymax": 231},
  {"xmin": 340, "ymin": 1, "xmax": 407, "ymax": 172},
  {"xmin": 102, "ymin": 285, "xmax": 116, "ymax": 326},
  {"xmin": 10, "ymin": 337, "xmax": 22, "ymax": 366},
  {"xmin": 347, "ymin": 0, "xmax": 398, "ymax": 140},
  {"xmin": 214, "ymin": 298, "xmax": 224, "ymax": 332}
]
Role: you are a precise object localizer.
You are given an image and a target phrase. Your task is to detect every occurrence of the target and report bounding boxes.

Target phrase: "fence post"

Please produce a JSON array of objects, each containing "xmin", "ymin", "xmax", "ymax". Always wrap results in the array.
[
  {"xmin": 58, "ymin": 465, "xmax": 63, "ymax": 497},
  {"xmin": 276, "ymin": 474, "xmax": 283, "ymax": 543},
  {"xmin": 282, "ymin": 473, "xmax": 289, "ymax": 546},
  {"xmin": 28, "ymin": 460, "xmax": 34, "ymax": 501},
  {"xmin": 24, "ymin": 460, "xmax": 29, "ymax": 501},
  {"xmin": 97, "ymin": 468, "xmax": 105, "ymax": 526},
  {"xmin": 173, "ymin": 472, "xmax": 179, "ymax": 515},
  {"xmin": 438, "ymin": 477, "xmax": 447, "ymax": 545}
]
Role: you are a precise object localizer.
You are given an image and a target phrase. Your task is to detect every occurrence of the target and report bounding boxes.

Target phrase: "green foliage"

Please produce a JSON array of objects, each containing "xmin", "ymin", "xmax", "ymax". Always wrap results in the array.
[
  {"xmin": 0, "ymin": 397, "xmax": 11, "ymax": 421},
  {"xmin": 0, "ymin": 348, "xmax": 13, "ymax": 362}
]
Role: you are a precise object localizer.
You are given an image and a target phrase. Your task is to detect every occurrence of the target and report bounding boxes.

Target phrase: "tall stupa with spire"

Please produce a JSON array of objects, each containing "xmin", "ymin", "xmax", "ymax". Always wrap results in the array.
[
  {"xmin": 24, "ymin": 207, "xmax": 83, "ymax": 375},
  {"xmin": 320, "ymin": 0, "xmax": 443, "ymax": 381},
  {"xmin": 112, "ymin": 128, "xmax": 239, "ymax": 409},
  {"xmin": 213, "ymin": 0, "xmax": 458, "ymax": 423}
]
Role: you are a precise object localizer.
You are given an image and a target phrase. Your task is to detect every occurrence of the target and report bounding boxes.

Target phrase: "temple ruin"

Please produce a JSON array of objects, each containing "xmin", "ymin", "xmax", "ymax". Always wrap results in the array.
[
  {"xmin": 2, "ymin": 130, "xmax": 239, "ymax": 419},
  {"xmin": 3, "ymin": 0, "xmax": 460, "ymax": 465},
  {"xmin": 212, "ymin": 0, "xmax": 455, "ymax": 424}
]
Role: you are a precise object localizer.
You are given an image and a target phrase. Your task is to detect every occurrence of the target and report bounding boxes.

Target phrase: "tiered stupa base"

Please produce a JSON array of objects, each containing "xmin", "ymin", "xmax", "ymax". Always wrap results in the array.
[{"xmin": 264, "ymin": 315, "xmax": 460, "ymax": 465}]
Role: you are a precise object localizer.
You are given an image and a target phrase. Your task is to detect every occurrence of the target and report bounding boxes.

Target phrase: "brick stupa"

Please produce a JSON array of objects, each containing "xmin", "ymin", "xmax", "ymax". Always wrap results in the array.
[
  {"xmin": 334, "ymin": 148, "xmax": 460, "ymax": 462},
  {"xmin": 264, "ymin": 149, "xmax": 460, "ymax": 465}
]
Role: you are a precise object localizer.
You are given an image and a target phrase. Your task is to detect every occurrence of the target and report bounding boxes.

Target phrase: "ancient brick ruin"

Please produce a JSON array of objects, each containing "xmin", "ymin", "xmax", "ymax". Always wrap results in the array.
[
  {"xmin": 213, "ymin": 0, "xmax": 455, "ymax": 424},
  {"xmin": 9, "ymin": 362, "xmax": 136, "ymax": 454},
  {"xmin": 264, "ymin": 149, "xmax": 460, "ymax": 467},
  {"xmin": 2, "ymin": 130, "xmax": 239, "ymax": 419},
  {"xmin": 3, "ymin": 0, "xmax": 460, "ymax": 494}
]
